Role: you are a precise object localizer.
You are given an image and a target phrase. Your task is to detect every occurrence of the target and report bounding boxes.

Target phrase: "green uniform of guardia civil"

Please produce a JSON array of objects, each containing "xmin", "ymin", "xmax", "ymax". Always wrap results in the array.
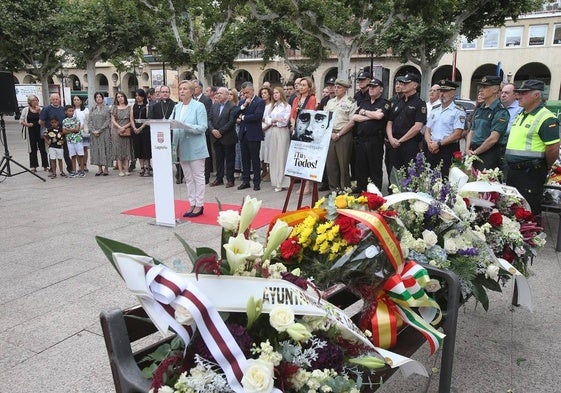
[
  {"xmin": 470, "ymin": 98, "xmax": 509, "ymax": 170},
  {"xmin": 505, "ymin": 104, "xmax": 560, "ymax": 214}
]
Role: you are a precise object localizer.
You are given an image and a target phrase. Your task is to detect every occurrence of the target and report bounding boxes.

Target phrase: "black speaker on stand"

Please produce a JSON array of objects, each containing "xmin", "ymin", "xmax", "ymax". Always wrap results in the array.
[{"xmin": 0, "ymin": 71, "xmax": 45, "ymax": 181}]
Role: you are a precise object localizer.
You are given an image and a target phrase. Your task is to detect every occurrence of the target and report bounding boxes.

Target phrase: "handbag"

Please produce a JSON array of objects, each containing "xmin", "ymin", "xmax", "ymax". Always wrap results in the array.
[{"xmin": 119, "ymin": 126, "xmax": 132, "ymax": 137}]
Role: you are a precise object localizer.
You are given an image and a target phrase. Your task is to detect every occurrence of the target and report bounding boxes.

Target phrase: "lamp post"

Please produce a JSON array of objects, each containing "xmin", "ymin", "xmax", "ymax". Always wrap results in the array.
[{"xmin": 58, "ymin": 68, "xmax": 69, "ymax": 105}]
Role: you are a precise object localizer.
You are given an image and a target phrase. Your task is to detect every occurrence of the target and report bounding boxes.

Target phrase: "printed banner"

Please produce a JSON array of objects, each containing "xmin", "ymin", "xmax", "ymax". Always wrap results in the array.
[{"xmin": 285, "ymin": 110, "xmax": 333, "ymax": 181}]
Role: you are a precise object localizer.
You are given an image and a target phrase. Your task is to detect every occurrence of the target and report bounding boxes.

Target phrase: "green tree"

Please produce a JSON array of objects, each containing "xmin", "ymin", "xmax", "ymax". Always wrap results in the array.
[
  {"xmin": 61, "ymin": 0, "xmax": 152, "ymax": 105},
  {"xmin": 376, "ymin": 0, "xmax": 543, "ymax": 98},
  {"xmin": 250, "ymin": 0, "xmax": 395, "ymax": 80},
  {"xmin": 0, "ymin": 0, "xmax": 67, "ymax": 105},
  {"xmin": 140, "ymin": 0, "xmax": 249, "ymax": 87}
]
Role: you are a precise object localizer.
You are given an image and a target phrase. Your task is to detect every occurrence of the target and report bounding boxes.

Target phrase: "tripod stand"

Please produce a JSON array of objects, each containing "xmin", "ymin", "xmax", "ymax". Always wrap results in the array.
[{"xmin": 0, "ymin": 113, "xmax": 46, "ymax": 182}]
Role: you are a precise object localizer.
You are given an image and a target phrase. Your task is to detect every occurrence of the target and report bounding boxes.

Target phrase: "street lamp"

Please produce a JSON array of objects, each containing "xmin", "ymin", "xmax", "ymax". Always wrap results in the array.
[{"xmin": 58, "ymin": 68, "xmax": 69, "ymax": 105}]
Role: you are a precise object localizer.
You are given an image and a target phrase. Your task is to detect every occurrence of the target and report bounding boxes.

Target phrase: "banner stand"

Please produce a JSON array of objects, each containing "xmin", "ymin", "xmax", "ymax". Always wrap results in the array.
[{"xmin": 282, "ymin": 177, "xmax": 318, "ymax": 212}]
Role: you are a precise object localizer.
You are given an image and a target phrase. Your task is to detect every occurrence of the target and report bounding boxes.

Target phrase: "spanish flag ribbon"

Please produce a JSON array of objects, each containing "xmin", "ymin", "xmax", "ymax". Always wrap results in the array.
[
  {"xmin": 337, "ymin": 209, "xmax": 444, "ymax": 354},
  {"xmin": 268, "ymin": 207, "xmax": 326, "ymax": 234},
  {"xmin": 337, "ymin": 209, "xmax": 404, "ymax": 273}
]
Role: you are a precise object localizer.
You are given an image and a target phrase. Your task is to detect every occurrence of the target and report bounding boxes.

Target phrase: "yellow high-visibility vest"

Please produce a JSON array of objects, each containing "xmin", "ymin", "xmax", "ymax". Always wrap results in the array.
[{"xmin": 505, "ymin": 107, "xmax": 557, "ymax": 159}]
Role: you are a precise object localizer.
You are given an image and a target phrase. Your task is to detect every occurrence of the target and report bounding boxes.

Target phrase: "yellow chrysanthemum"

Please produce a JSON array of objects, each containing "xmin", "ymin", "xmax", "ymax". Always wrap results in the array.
[{"xmin": 335, "ymin": 195, "xmax": 347, "ymax": 208}]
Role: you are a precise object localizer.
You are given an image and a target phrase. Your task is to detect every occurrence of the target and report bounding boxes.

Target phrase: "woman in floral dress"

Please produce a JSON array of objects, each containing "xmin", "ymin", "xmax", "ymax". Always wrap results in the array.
[
  {"xmin": 88, "ymin": 92, "xmax": 112, "ymax": 176},
  {"xmin": 111, "ymin": 91, "xmax": 132, "ymax": 176}
]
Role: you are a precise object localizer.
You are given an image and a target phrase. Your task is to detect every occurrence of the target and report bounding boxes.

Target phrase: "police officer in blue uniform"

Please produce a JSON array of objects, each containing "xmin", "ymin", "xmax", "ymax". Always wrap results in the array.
[{"xmin": 423, "ymin": 80, "xmax": 466, "ymax": 177}]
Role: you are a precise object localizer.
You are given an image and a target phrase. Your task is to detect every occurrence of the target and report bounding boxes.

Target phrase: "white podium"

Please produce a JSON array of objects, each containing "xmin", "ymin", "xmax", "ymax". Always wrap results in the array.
[{"xmin": 149, "ymin": 120, "xmax": 176, "ymax": 227}]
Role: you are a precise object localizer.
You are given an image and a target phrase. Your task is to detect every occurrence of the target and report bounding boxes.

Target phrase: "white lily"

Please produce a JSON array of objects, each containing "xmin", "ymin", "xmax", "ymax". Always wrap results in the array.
[
  {"xmin": 238, "ymin": 196, "xmax": 262, "ymax": 235},
  {"xmin": 223, "ymin": 234, "xmax": 252, "ymax": 273},
  {"xmin": 262, "ymin": 219, "xmax": 293, "ymax": 261}
]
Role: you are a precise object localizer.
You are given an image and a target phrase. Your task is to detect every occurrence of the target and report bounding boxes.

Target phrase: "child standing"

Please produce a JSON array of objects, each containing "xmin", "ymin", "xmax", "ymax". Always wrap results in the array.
[
  {"xmin": 62, "ymin": 105, "xmax": 85, "ymax": 177},
  {"xmin": 43, "ymin": 117, "xmax": 66, "ymax": 178}
]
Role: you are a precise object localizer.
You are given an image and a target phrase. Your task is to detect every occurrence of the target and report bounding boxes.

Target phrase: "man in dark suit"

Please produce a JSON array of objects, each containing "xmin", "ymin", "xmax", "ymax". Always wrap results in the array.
[
  {"xmin": 237, "ymin": 81, "xmax": 265, "ymax": 191},
  {"xmin": 208, "ymin": 87, "xmax": 239, "ymax": 188},
  {"xmin": 148, "ymin": 85, "xmax": 177, "ymax": 180},
  {"xmin": 193, "ymin": 80, "xmax": 213, "ymax": 184}
]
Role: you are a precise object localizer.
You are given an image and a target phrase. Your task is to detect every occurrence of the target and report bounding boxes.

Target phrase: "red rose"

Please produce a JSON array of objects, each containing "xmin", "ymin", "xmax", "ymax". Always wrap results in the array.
[
  {"xmin": 514, "ymin": 207, "xmax": 533, "ymax": 222},
  {"xmin": 452, "ymin": 151, "xmax": 463, "ymax": 160},
  {"xmin": 335, "ymin": 216, "xmax": 361, "ymax": 245},
  {"xmin": 280, "ymin": 237, "xmax": 301, "ymax": 262},
  {"xmin": 489, "ymin": 212, "xmax": 503, "ymax": 227},
  {"xmin": 555, "ymin": 166, "xmax": 561, "ymax": 174},
  {"xmin": 502, "ymin": 246, "xmax": 516, "ymax": 263},
  {"xmin": 462, "ymin": 197, "xmax": 471, "ymax": 207},
  {"xmin": 361, "ymin": 191, "xmax": 386, "ymax": 210}
]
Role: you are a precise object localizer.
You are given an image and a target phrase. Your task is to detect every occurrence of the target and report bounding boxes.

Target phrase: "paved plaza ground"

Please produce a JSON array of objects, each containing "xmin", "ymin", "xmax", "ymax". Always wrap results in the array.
[{"xmin": 1, "ymin": 115, "xmax": 560, "ymax": 392}]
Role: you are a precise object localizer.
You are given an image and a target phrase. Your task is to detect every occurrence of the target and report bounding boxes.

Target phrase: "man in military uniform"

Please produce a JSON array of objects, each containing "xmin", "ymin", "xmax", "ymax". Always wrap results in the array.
[
  {"xmin": 351, "ymin": 78, "xmax": 391, "ymax": 191},
  {"xmin": 505, "ymin": 80, "xmax": 560, "ymax": 215},
  {"xmin": 423, "ymin": 80, "xmax": 466, "ymax": 177},
  {"xmin": 385, "ymin": 72, "xmax": 427, "ymax": 176},
  {"xmin": 465, "ymin": 75, "xmax": 509, "ymax": 171},
  {"xmin": 325, "ymin": 79, "xmax": 357, "ymax": 190},
  {"xmin": 354, "ymin": 71, "xmax": 371, "ymax": 106},
  {"xmin": 317, "ymin": 77, "xmax": 336, "ymax": 110}
]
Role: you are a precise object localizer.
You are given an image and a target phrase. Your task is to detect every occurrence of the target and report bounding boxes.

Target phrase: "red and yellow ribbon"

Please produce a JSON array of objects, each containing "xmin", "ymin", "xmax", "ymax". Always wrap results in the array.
[{"xmin": 338, "ymin": 209, "xmax": 445, "ymax": 354}]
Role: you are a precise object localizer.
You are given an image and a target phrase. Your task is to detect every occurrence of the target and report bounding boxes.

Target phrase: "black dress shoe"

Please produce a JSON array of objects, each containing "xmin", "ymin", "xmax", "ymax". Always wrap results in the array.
[
  {"xmin": 188, "ymin": 207, "xmax": 204, "ymax": 217},
  {"xmin": 176, "ymin": 178, "xmax": 183, "ymax": 184},
  {"xmin": 182, "ymin": 207, "xmax": 195, "ymax": 217},
  {"xmin": 238, "ymin": 183, "xmax": 250, "ymax": 190},
  {"xmin": 253, "ymin": 185, "xmax": 260, "ymax": 191},
  {"xmin": 225, "ymin": 182, "xmax": 235, "ymax": 188},
  {"xmin": 210, "ymin": 180, "xmax": 224, "ymax": 187}
]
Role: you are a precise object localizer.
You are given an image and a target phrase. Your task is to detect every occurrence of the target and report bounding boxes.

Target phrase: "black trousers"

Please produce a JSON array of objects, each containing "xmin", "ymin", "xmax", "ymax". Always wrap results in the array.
[
  {"xmin": 386, "ymin": 137, "xmax": 421, "ymax": 175},
  {"xmin": 28, "ymin": 128, "xmax": 48, "ymax": 168},
  {"xmin": 354, "ymin": 133, "xmax": 385, "ymax": 191},
  {"xmin": 506, "ymin": 162, "xmax": 548, "ymax": 215},
  {"xmin": 472, "ymin": 143, "xmax": 501, "ymax": 171},
  {"xmin": 241, "ymin": 139, "xmax": 261, "ymax": 186},
  {"xmin": 204, "ymin": 133, "xmax": 214, "ymax": 182},
  {"xmin": 214, "ymin": 142, "xmax": 236, "ymax": 183},
  {"xmin": 424, "ymin": 141, "xmax": 460, "ymax": 178}
]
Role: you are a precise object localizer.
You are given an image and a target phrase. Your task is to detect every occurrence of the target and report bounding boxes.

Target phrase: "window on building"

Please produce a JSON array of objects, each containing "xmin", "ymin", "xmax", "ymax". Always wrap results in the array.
[
  {"xmin": 529, "ymin": 25, "xmax": 547, "ymax": 46},
  {"xmin": 553, "ymin": 25, "xmax": 561, "ymax": 45},
  {"xmin": 460, "ymin": 35, "xmax": 477, "ymax": 49},
  {"xmin": 482, "ymin": 28, "xmax": 500, "ymax": 48},
  {"xmin": 505, "ymin": 26, "xmax": 523, "ymax": 47}
]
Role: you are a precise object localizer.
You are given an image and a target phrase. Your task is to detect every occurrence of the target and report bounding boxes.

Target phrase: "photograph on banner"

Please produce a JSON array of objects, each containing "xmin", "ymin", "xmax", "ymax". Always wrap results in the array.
[
  {"xmin": 151, "ymin": 70, "xmax": 164, "ymax": 86},
  {"xmin": 285, "ymin": 110, "xmax": 333, "ymax": 181}
]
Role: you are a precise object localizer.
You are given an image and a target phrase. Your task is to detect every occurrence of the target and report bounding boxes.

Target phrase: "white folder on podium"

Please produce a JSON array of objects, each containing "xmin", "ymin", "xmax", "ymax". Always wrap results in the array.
[{"xmin": 149, "ymin": 120, "xmax": 176, "ymax": 227}]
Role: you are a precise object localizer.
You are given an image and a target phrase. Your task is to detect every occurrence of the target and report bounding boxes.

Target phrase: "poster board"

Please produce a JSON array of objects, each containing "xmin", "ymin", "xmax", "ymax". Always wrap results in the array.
[{"xmin": 284, "ymin": 110, "xmax": 333, "ymax": 182}]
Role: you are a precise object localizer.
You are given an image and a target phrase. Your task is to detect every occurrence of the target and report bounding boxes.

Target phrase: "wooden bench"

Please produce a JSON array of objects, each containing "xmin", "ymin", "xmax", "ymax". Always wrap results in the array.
[
  {"xmin": 541, "ymin": 184, "xmax": 561, "ymax": 252},
  {"xmin": 100, "ymin": 265, "xmax": 460, "ymax": 393}
]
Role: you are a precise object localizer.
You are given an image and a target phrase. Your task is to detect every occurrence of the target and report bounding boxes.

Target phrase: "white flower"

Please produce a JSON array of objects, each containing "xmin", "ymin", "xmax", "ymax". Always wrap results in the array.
[
  {"xmin": 424, "ymin": 278, "xmax": 442, "ymax": 292},
  {"xmin": 239, "ymin": 196, "xmax": 262, "ymax": 234},
  {"xmin": 175, "ymin": 305, "xmax": 194, "ymax": 325},
  {"xmin": 412, "ymin": 238, "xmax": 426, "ymax": 253},
  {"xmin": 422, "ymin": 230, "xmax": 438, "ymax": 247},
  {"xmin": 366, "ymin": 182, "xmax": 382, "ymax": 195},
  {"xmin": 286, "ymin": 322, "xmax": 312, "ymax": 342},
  {"xmin": 217, "ymin": 209, "xmax": 241, "ymax": 231},
  {"xmin": 444, "ymin": 237, "xmax": 458, "ymax": 254},
  {"xmin": 223, "ymin": 234, "xmax": 252, "ymax": 273},
  {"xmin": 485, "ymin": 264, "xmax": 500, "ymax": 280},
  {"xmin": 247, "ymin": 239, "xmax": 264, "ymax": 260},
  {"xmin": 241, "ymin": 359, "xmax": 275, "ymax": 393},
  {"xmin": 263, "ymin": 219, "xmax": 292, "ymax": 260},
  {"xmin": 412, "ymin": 200, "xmax": 429, "ymax": 214},
  {"xmin": 269, "ymin": 305, "xmax": 295, "ymax": 332}
]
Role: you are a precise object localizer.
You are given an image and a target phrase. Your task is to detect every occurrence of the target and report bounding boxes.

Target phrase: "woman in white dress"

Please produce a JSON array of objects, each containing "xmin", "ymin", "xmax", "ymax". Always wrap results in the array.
[
  {"xmin": 72, "ymin": 95, "xmax": 89, "ymax": 172},
  {"xmin": 259, "ymin": 87, "xmax": 273, "ymax": 181},
  {"xmin": 264, "ymin": 86, "xmax": 291, "ymax": 192}
]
